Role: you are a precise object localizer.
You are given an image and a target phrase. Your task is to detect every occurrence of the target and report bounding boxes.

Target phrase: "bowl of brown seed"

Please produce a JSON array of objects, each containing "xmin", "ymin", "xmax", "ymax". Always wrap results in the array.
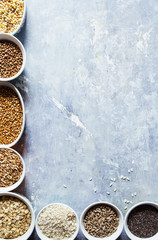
[
  {"xmin": 124, "ymin": 201, "xmax": 158, "ymax": 240},
  {"xmin": 0, "ymin": 192, "xmax": 35, "ymax": 240},
  {"xmin": 80, "ymin": 201, "xmax": 123, "ymax": 240},
  {"xmin": 0, "ymin": 147, "xmax": 25, "ymax": 192},
  {"xmin": 0, "ymin": 82, "xmax": 25, "ymax": 148},
  {"xmin": 0, "ymin": 33, "xmax": 26, "ymax": 81},
  {"xmin": 0, "ymin": 0, "xmax": 26, "ymax": 35}
]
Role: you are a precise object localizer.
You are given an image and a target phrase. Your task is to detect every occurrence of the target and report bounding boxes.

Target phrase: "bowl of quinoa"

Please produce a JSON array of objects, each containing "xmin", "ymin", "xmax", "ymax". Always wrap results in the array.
[
  {"xmin": 36, "ymin": 203, "xmax": 79, "ymax": 240},
  {"xmin": 0, "ymin": 33, "xmax": 26, "ymax": 81},
  {"xmin": 0, "ymin": 192, "xmax": 35, "ymax": 240},
  {"xmin": 0, "ymin": 147, "xmax": 25, "ymax": 192},
  {"xmin": 0, "ymin": 0, "xmax": 26, "ymax": 35},
  {"xmin": 0, "ymin": 82, "xmax": 25, "ymax": 148}
]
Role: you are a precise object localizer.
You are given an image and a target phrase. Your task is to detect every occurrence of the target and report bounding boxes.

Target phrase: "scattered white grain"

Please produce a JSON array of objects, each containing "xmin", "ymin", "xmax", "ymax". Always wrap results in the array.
[
  {"xmin": 134, "ymin": 192, "xmax": 137, "ymax": 196},
  {"xmin": 89, "ymin": 178, "xmax": 92, "ymax": 181},
  {"xmin": 124, "ymin": 206, "xmax": 127, "ymax": 210},
  {"xmin": 110, "ymin": 182, "xmax": 113, "ymax": 187},
  {"xmin": 63, "ymin": 185, "xmax": 67, "ymax": 188},
  {"xmin": 93, "ymin": 188, "xmax": 97, "ymax": 193},
  {"xmin": 114, "ymin": 188, "xmax": 117, "ymax": 192},
  {"xmin": 107, "ymin": 192, "xmax": 110, "ymax": 195},
  {"xmin": 128, "ymin": 170, "xmax": 131, "ymax": 173},
  {"xmin": 131, "ymin": 168, "xmax": 133, "ymax": 172},
  {"xmin": 127, "ymin": 178, "xmax": 130, "ymax": 181}
]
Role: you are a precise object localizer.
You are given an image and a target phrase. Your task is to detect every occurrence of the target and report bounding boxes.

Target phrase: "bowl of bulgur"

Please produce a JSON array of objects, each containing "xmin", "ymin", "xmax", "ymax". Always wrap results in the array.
[
  {"xmin": 0, "ymin": 192, "xmax": 35, "ymax": 240},
  {"xmin": 0, "ymin": 147, "xmax": 25, "ymax": 192},
  {"xmin": 0, "ymin": 0, "xmax": 26, "ymax": 35},
  {"xmin": 0, "ymin": 82, "xmax": 25, "ymax": 148},
  {"xmin": 0, "ymin": 33, "xmax": 26, "ymax": 81}
]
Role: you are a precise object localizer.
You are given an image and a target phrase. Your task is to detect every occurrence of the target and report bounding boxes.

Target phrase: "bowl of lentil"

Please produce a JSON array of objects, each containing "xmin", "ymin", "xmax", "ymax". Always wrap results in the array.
[
  {"xmin": 0, "ymin": 82, "xmax": 25, "ymax": 148},
  {"xmin": 124, "ymin": 201, "xmax": 158, "ymax": 240},
  {"xmin": 0, "ymin": 192, "xmax": 35, "ymax": 240},
  {"xmin": 0, "ymin": 0, "xmax": 26, "ymax": 35},
  {"xmin": 0, "ymin": 33, "xmax": 26, "ymax": 81},
  {"xmin": 80, "ymin": 202, "xmax": 123, "ymax": 240},
  {"xmin": 35, "ymin": 203, "xmax": 79, "ymax": 240},
  {"xmin": 0, "ymin": 147, "xmax": 25, "ymax": 192}
]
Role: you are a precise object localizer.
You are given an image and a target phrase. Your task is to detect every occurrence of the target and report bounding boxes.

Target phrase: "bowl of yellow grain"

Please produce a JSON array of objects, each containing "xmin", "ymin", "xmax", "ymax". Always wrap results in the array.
[{"xmin": 0, "ymin": 0, "xmax": 26, "ymax": 35}]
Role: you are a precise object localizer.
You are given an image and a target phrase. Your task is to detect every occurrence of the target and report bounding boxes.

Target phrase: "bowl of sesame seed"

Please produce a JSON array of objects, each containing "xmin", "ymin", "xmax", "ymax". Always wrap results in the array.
[
  {"xmin": 35, "ymin": 203, "xmax": 79, "ymax": 240},
  {"xmin": 80, "ymin": 201, "xmax": 123, "ymax": 240},
  {"xmin": 0, "ymin": 82, "xmax": 25, "ymax": 148},
  {"xmin": 0, "ymin": 192, "xmax": 35, "ymax": 240},
  {"xmin": 0, "ymin": 33, "xmax": 26, "ymax": 81},
  {"xmin": 0, "ymin": 0, "xmax": 26, "ymax": 35},
  {"xmin": 0, "ymin": 147, "xmax": 25, "ymax": 192}
]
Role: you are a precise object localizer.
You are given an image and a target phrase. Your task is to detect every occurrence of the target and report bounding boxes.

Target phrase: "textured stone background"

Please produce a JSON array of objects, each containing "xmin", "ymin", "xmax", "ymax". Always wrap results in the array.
[{"xmin": 13, "ymin": 0, "xmax": 158, "ymax": 239}]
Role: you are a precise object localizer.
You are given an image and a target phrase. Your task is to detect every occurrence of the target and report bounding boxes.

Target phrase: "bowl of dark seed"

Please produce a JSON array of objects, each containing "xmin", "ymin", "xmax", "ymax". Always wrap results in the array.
[
  {"xmin": 0, "ymin": 82, "xmax": 25, "ymax": 148},
  {"xmin": 0, "ymin": 147, "xmax": 25, "ymax": 192},
  {"xmin": 0, "ymin": 0, "xmax": 26, "ymax": 35},
  {"xmin": 35, "ymin": 203, "xmax": 79, "ymax": 240},
  {"xmin": 0, "ymin": 192, "xmax": 35, "ymax": 240},
  {"xmin": 124, "ymin": 201, "xmax": 158, "ymax": 240},
  {"xmin": 0, "ymin": 33, "xmax": 26, "ymax": 81},
  {"xmin": 80, "ymin": 202, "xmax": 123, "ymax": 240}
]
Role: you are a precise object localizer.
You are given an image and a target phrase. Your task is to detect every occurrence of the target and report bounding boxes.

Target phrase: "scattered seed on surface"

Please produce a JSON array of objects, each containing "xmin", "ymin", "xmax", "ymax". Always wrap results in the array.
[
  {"xmin": 0, "ymin": 196, "xmax": 31, "ymax": 239},
  {"xmin": 0, "ymin": 148, "xmax": 23, "ymax": 187},
  {"xmin": 107, "ymin": 192, "xmax": 110, "ymax": 195},
  {"xmin": 83, "ymin": 204, "xmax": 119, "ymax": 238},
  {"xmin": 0, "ymin": 0, "xmax": 24, "ymax": 34},
  {"xmin": 0, "ymin": 40, "xmax": 23, "ymax": 78},
  {"xmin": 128, "ymin": 204, "xmax": 158, "ymax": 238},
  {"xmin": 0, "ymin": 86, "xmax": 23, "ymax": 145}
]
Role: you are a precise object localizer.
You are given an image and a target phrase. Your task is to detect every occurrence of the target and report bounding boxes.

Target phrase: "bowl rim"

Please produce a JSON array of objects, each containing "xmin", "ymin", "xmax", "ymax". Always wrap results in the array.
[
  {"xmin": 80, "ymin": 201, "xmax": 124, "ymax": 240},
  {"xmin": 0, "ymin": 82, "xmax": 25, "ymax": 148},
  {"xmin": 124, "ymin": 201, "xmax": 158, "ymax": 240},
  {"xmin": 0, "ymin": 192, "xmax": 35, "ymax": 240},
  {"xmin": 0, "ymin": 147, "xmax": 25, "ymax": 192},
  {"xmin": 0, "ymin": 33, "xmax": 26, "ymax": 81},
  {"xmin": 35, "ymin": 202, "xmax": 79, "ymax": 240}
]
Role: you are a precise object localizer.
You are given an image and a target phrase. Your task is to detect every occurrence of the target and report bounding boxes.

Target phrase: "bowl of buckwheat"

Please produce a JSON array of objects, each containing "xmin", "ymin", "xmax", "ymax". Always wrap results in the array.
[
  {"xmin": 0, "ymin": 33, "xmax": 26, "ymax": 81},
  {"xmin": 0, "ymin": 192, "xmax": 35, "ymax": 240},
  {"xmin": 0, "ymin": 0, "xmax": 26, "ymax": 35},
  {"xmin": 0, "ymin": 147, "xmax": 25, "ymax": 192},
  {"xmin": 80, "ymin": 201, "xmax": 123, "ymax": 240},
  {"xmin": 0, "ymin": 82, "xmax": 25, "ymax": 148},
  {"xmin": 35, "ymin": 203, "xmax": 79, "ymax": 240}
]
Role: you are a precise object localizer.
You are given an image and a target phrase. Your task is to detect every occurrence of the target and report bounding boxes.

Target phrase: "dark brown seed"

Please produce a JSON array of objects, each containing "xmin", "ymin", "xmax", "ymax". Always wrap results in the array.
[{"xmin": 0, "ymin": 40, "xmax": 23, "ymax": 78}]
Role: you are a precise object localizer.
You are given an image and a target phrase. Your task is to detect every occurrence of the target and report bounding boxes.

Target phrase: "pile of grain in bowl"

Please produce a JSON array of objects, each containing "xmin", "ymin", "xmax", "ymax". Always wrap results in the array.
[
  {"xmin": 83, "ymin": 204, "xmax": 119, "ymax": 238},
  {"xmin": 37, "ymin": 203, "xmax": 77, "ymax": 240},
  {"xmin": 0, "ymin": 196, "xmax": 31, "ymax": 239},
  {"xmin": 0, "ymin": 40, "xmax": 23, "ymax": 79},
  {"xmin": 0, "ymin": 0, "xmax": 24, "ymax": 34},
  {"xmin": 0, "ymin": 86, "xmax": 23, "ymax": 145},
  {"xmin": 0, "ymin": 148, "xmax": 23, "ymax": 188}
]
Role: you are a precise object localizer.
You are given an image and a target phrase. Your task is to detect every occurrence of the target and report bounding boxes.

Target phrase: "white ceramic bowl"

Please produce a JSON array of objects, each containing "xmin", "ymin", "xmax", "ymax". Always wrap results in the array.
[
  {"xmin": 36, "ymin": 203, "xmax": 79, "ymax": 240},
  {"xmin": 0, "ymin": 82, "xmax": 25, "ymax": 148},
  {"xmin": 0, "ymin": 33, "xmax": 26, "ymax": 81},
  {"xmin": 0, "ymin": 192, "xmax": 35, "ymax": 240},
  {"xmin": 124, "ymin": 201, "xmax": 158, "ymax": 240},
  {"xmin": 0, "ymin": 147, "xmax": 25, "ymax": 192},
  {"xmin": 80, "ymin": 201, "xmax": 124, "ymax": 240},
  {"xmin": 12, "ymin": 0, "xmax": 26, "ymax": 35}
]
